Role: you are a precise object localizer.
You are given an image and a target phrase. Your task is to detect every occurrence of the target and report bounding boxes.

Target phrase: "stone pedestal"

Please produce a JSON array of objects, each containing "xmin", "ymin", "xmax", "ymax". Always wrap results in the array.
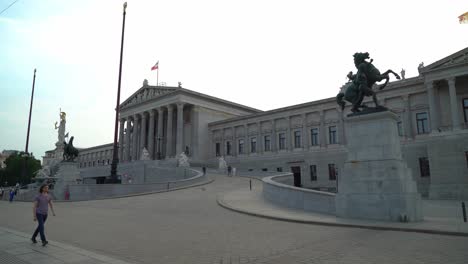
[
  {"xmin": 335, "ymin": 111, "xmax": 422, "ymax": 222},
  {"xmin": 53, "ymin": 162, "xmax": 81, "ymax": 200}
]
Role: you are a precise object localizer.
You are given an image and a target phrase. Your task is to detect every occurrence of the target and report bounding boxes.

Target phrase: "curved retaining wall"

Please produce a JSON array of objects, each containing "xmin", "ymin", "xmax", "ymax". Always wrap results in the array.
[
  {"xmin": 262, "ymin": 174, "xmax": 336, "ymax": 215},
  {"xmin": 64, "ymin": 168, "xmax": 204, "ymax": 201}
]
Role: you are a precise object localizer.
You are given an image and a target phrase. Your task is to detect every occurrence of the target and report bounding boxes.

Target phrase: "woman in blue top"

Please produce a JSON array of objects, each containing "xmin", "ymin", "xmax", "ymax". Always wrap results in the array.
[{"xmin": 32, "ymin": 185, "xmax": 56, "ymax": 246}]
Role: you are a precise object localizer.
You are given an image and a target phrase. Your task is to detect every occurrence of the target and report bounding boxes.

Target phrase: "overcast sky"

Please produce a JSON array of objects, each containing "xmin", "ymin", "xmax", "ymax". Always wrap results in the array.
[{"xmin": 0, "ymin": 0, "xmax": 467, "ymax": 161}]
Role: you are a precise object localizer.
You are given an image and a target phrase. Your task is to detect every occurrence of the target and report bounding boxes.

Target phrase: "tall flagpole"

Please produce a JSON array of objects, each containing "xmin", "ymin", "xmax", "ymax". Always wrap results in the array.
[
  {"xmin": 110, "ymin": 2, "xmax": 127, "ymax": 182},
  {"xmin": 25, "ymin": 68, "xmax": 36, "ymax": 155},
  {"xmin": 157, "ymin": 67, "xmax": 159, "ymax": 86}
]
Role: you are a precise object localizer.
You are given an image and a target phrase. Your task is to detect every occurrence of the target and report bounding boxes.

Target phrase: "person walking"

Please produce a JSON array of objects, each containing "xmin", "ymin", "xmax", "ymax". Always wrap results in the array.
[
  {"xmin": 31, "ymin": 185, "xmax": 56, "ymax": 246},
  {"xmin": 9, "ymin": 188, "xmax": 15, "ymax": 202}
]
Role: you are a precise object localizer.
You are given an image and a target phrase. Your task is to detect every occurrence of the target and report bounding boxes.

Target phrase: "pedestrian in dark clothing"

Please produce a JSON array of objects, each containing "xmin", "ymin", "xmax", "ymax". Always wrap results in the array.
[
  {"xmin": 202, "ymin": 167, "xmax": 206, "ymax": 175},
  {"xmin": 32, "ymin": 185, "xmax": 56, "ymax": 246},
  {"xmin": 9, "ymin": 188, "xmax": 15, "ymax": 202},
  {"xmin": 227, "ymin": 166, "xmax": 232, "ymax": 176}
]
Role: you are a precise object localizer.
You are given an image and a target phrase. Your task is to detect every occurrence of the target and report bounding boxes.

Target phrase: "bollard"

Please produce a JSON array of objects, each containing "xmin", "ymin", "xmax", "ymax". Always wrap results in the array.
[
  {"xmin": 249, "ymin": 179, "xmax": 252, "ymax": 191},
  {"xmin": 462, "ymin": 202, "xmax": 467, "ymax": 223},
  {"xmin": 167, "ymin": 182, "xmax": 170, "ymax": 190}
]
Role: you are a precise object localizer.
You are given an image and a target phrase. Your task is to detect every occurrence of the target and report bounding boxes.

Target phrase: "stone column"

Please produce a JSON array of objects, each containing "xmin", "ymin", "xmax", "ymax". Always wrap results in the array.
[
  {"xmin": 448, "ymin": 77, "xmax": 460, "ymax": 130},
  {"xmin": 302, "ymin": 113, "xmax": 308, "ymax": 149},
  {"xmin": 176, "ymin": 103, "xmax": 184, "ymax": 155},
  {"xmin": 166, "ymin": 105, "xmax": 174, "ymax": 158},
  {"xmin": 132, "ymin": 115, "xmax": 139, "ymax": 161},
  {"xmin": 337, "ymin": 107, "xmax": 345, "ymax": 145},
  {"xmin": 231, "ymin": 126, "xmax": 237, "ymax": 156},
  {"xmin": 124, "ymin": 118, "xmax": 131, "ymax": 162},
  {"xmin": 402, "ymin": 95, "xmax": 413, "ymax": 139},
  {"xmin": 140, "ymin": 112, "xmax": 147, "ymax": 155},
  {"xmin": 220, "ymin": 128, "xmax": 225, "ymax": 156},
  {"xmin": 426, "ymin": 82, "xmax": 439, "ymax": 132},
  {"xmin": 148, "ymin": 110, "xmax": 155, "ymax": 159},
  {"xmin": 244, "ymin": 124, "xmax": 248, "ymax": 154},
  {"xmin": 286, "ymin": 117, "xmax": 292, "ymax": 151},
  {"xmin": 118, "ymin": 118, "xmax": 125, "ymax": 161},
  {"xmin": 257, "ymin": 122, "xmax": 262, "ymax": 154},
  {"xmin": 320, "ymin": 110, "xmax": 326, "ymax": 147},
  {"xmin": 157, "ymin": 108, "xmax": 164, "ymax": 159},
  {"xmin": 272, "ymin": 119, "xmax": 277, "ymax": 152}
]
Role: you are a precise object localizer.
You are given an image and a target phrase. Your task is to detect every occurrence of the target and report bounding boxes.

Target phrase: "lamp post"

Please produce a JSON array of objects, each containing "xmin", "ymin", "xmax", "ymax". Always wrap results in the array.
[
  {"xmin": 110, "ymin": 2, "xmax": 127, "ymax": 183},
  {"xmin": 157, "ymin": 135, "xmax": 162, "ymax": 160}
]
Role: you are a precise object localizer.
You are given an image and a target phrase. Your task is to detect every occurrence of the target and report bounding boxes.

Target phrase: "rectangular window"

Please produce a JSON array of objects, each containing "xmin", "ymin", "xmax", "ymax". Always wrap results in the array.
[
  {"xmin": 215, "ymin": 143, "xmax": 221, "ymax": 157},
  {"xmin": 226, "ymin": 141, "xmax": 231, "ymax": 156},
  {"xmin": 397, "ymin": 121, "xmax": 403, "ymax": 136},
  {"xmin": 238, "ymin": 139, "xmax": 244, "ymax": 154},
  {"xmin": 328, "ymin": 164, "xmax": 336, "ymax": 180},
  {"xmin": 463, "ymin": 98, "xmax": 468, "ymax": 123},
  {"xmin": 264, "ymin": 135, "xmax": 271, "ymax": 151},
  {"xmin": 329, "ymin": 126, "xmax": 337, "ymax": 144},
  {"xmin": 278, "ymin": 133, "xmax": 286, "ymax": 150},
  {"xmin": 310, "ymin": 165, "xmax": 317, "ymax": 181},
  {"xmin": 416, "ymin": 112, "xmax": 429, "ymax": 134},
  {"xmin": 294, "ymin": 131, "xmax": 301, "ymax": 148},
  {"xmin": 465, "ymin": 151, "xmax": 468, "ymax": 168},
  {"xmin": 251, "ymin": 137, "xmax": 257, "ymax": 153},
  {"xmin": 311, "ymin": 128, "xmax": 319, "ymax": 146},
  {"xmin": 419, "ymin": 157, "xmax": 430, "ymax": 177},
  {"xmin": 277, "ymin": 167, "xmax": 283, "ymax": 172}
]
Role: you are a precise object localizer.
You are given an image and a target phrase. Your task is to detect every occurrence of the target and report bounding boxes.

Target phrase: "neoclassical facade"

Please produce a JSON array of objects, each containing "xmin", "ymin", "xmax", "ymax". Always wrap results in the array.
[{"xmin": 74, "ymin": 47, "xmax": 468, "ymax": 199}]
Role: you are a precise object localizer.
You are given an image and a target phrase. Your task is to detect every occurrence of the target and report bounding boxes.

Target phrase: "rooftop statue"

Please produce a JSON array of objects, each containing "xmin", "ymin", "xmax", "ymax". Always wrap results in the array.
[{"xmin": 336, "ymin": 52, "xmax": 400, "ymax": 114}]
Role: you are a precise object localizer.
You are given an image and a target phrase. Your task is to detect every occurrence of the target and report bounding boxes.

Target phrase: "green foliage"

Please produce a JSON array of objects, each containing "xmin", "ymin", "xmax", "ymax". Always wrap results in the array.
[{"xmin": 0, "ymin": 152, "xmax": 41, "ymax": 187}]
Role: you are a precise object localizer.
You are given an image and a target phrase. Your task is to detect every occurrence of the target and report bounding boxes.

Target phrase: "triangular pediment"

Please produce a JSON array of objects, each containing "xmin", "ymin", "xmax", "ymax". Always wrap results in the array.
[
  {"xmin": 422, "ymin": 47, "xmax": 468, "ymax": 72},
  {"xmin": 120, "ymin": 85, "xmax": 178, "ymax": 109}
]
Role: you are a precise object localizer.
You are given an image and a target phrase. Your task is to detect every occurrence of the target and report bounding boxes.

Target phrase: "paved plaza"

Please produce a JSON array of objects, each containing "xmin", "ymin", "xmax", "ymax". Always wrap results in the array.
[{"xmin": 1, "ymin": 173, "xmax": 468, "ymax": 264}]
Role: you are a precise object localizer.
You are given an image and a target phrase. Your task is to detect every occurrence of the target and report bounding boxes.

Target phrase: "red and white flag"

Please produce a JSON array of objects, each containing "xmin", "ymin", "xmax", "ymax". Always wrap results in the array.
[
  {"xmin": 151, "ymin": 61, "xmax": 159, "ymax": 71},
  {"xmin": 459, "ymin": 12, "xmax": 468, "ymax": 24}
]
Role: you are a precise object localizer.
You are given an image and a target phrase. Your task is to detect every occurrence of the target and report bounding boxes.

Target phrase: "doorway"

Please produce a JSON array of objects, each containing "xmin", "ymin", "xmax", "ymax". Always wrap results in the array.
[{"xmin": 290, "ymin": 166, "xmax": 301, "ymax": 187}]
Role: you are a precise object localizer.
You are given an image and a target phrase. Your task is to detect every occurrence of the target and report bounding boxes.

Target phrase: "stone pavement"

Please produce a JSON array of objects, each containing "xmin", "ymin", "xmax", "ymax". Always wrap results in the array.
[
  {"xmin": 1, "ymin": 173, "xmax": 468, "ymax": 264},
  {"xmin": 0, "ymin": 227, "xmax": 133, "ymax": 264},
  {"xmin": 218, "ymin": 179, "xmax": 468, "ymax": 236}
]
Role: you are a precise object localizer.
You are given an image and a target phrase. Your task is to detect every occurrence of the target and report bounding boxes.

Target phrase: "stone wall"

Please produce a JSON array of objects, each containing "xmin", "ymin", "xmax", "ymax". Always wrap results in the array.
[{"xmin": 262, "ymin": 174, "xmax": 336, "ymax": 215}]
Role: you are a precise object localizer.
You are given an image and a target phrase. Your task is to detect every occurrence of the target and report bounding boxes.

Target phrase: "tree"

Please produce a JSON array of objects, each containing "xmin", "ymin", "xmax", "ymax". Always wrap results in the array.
[{"xmin": 1, "ymin": 152, "xmax": 41, "ymax": 186}]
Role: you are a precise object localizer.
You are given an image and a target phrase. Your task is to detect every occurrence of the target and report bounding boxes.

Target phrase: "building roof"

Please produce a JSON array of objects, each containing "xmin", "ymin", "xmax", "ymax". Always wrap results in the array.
[{"xmin": 119, "ymin": 84, "xmax": 262, "ymax": 114}]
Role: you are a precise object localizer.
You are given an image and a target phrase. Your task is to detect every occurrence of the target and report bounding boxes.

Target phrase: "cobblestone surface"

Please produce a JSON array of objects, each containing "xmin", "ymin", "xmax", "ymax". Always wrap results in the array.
[{"xmin": 1, "ymin": 174, "xmax": 468, "ymax": 264}]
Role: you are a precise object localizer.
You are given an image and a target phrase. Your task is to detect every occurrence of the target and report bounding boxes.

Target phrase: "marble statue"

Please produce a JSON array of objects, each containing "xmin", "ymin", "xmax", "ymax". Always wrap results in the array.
[
  {"xmin": 140, "ymin": 148, "xmax": 151, "ymax": 161},
  {"xmin": 218, "ymin": 156, "xmax": 227, "ymax": 170},
  {"xmin": 418, "ymin": 62, "xmax": 424, "ymax": 74},
  {"xmin": 177, "ymin": 152, "xmax": 190, "ymax": 167},
  {"xmin": 35, "ymin": 166, "xmax": 51, "ymax": 178},
  {"xmin": 55, "ymin": 111, "xmax": 67, "ymax": 143},
  {"xmin": 336, "ymin": 52, "xmax": 400, "ymax": 114},
  {"xmin": 400, "ymin": 68, "xmax": 406, "ymax": 80}
]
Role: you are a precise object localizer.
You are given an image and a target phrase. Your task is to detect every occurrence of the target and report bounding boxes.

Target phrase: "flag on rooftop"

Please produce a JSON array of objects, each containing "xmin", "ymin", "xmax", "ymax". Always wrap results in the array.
[
  {"xmin": 459, "ymin": 12, "xmax": 468, "ymax": 24},
  {"xmin": 151, "ymin": 61, "xmax": 159, "ymax": 71}
]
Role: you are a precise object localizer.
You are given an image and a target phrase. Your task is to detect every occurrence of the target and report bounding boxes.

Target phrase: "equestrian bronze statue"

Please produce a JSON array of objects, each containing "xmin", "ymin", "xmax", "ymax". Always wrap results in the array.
[
  {"xmin": 337, "ymin": 52, "xmax": 400, "ymax": 113},
  {"xmin": 63, "ymin": 136, "xmax": 79, "ymax": 162}
]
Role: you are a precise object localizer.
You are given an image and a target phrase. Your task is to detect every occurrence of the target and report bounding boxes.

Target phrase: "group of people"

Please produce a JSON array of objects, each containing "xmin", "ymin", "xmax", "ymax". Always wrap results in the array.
[{"xmin": 0, "ymin": 183, "xmax": 20, "ymax": 202}]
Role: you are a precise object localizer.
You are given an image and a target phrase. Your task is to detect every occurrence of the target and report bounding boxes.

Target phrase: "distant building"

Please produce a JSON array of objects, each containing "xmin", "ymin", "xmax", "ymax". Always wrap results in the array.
[
  {"xmin": 65, "ymin": 47, "xmax": 468, "ymax": 200},
  {"xmin": 0, "ymin": 150, "xmax": 18, "ymax": 168}
]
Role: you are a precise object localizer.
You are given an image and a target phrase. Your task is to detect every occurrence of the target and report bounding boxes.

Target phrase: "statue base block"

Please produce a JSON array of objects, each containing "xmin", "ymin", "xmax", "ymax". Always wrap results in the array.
[
  {"xmin": 335, "ymin": 111, "xmax": 422, "ymax": 222},
  {"xmin": 53, "ymin": 162, "xmax": 81, "ymax": 199}
]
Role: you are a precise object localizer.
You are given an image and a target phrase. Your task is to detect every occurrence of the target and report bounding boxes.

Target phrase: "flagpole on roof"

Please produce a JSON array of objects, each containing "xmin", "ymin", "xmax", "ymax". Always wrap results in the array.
[{"xmin": 157, "ymin": 65, "xmax": 159, "ymax": 86}]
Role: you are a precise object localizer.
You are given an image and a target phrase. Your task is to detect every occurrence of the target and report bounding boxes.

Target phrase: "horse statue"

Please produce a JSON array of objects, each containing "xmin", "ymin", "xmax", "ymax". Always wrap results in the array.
[
  {"xmin": 336, "ymin": 52, "xmax": 400, "ymax": 113},
  {"xmin": 63, "ymin": 136, "xmax": 79, "ymax": 162}
]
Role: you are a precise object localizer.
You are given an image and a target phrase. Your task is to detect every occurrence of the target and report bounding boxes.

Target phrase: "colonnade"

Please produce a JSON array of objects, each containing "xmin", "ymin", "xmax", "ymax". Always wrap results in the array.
[
  {"xmin": 426, "ymin": 77, "xmax": 462, "ymax": 131},
  {"xmin": 118, "ymin": 103, "xmax": 188, "ymax": 162}
]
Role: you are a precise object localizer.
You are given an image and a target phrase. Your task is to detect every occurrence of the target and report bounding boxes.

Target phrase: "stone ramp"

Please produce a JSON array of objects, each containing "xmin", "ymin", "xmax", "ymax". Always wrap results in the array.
[{"xmin": 217, "ymin": 183, "xmax": 468, "ymax": 236}]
